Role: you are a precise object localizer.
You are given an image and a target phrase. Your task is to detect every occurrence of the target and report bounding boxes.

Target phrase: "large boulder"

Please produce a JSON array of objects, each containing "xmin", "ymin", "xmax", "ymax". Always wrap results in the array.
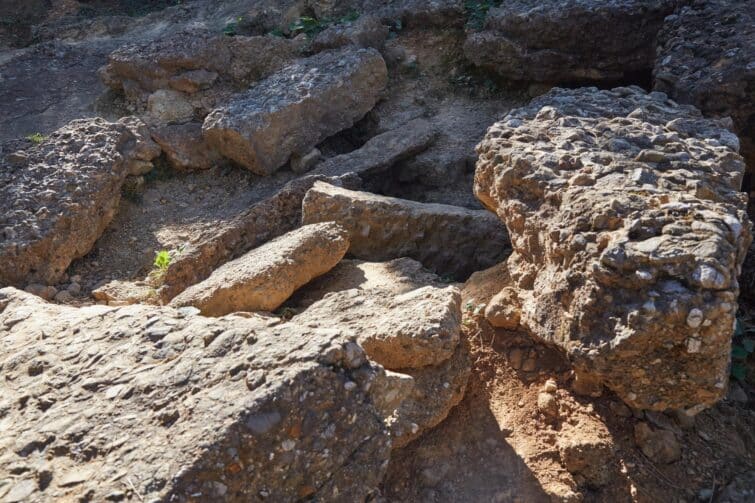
[
  {"xmin": 474, "ymin": 86, "xmax": 751, "ymax": 412},
  {"xmin": 202, "ymin": 48, "xmax": 387, "ymax": 175},
  {"xmin": 0, "ymin": 117, "xmax": 160, "ymax": 287},
  {"xmin": 169, "ymin": 222, "xmax": 349, "ymax": 316},
  {"xmin": 464, "ymin": 0, "xmax": 679, "ymax": 84},
  {"xmin": 654, "ymin": 0, "xmax": 755, "ymax": 170},
  {"xmin": 0, "ymin": 287, "xmax": 396, "ymax": 502},
  {"xmin": 302, "ymin": 181, "xmax": 509, "ymax": 279},
  {"xmin": 100, "ymin": 27, "xmax": 303, "ymax": 118}
]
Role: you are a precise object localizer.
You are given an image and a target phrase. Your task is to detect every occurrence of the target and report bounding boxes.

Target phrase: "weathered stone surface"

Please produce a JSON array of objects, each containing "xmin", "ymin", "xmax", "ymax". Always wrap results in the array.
[
  {"xmin": 311, "ymin": 15, "xmax": 389, "ymax": 52},
  {"xmin": 464, "ymin": 0, "xmax": 679, "ymax": 84},
  {"xmin": 302, "ymin": 181, "xmax": 509, "ymax": 279},
  {"xmin": 157, "ymin": 174, "xmax": 359, "ymax": 302},
  {"xmin": 170, "ymin": 222, "xmax": 349, "ymax": 316},
  {"xmin": 100, "ymin": 27, "xmax": 302, "ymax": 118},
  {"xmin": 311, "ymin": 118, "xmax": 437, "ymax": 178},
  {"xmin": 633, "ymin": 422, "xmax": 681, "ymax": 464},
  {"xmin": 654, "ymin": 0, "xmax": 755, "ymax": 168},
  {"xmin": 0, "ymin": 117, "xmax": 160, "ymax": 287},
  {"xmin": 474, "ymin": 86, "xmax": 751, "ymax": 411},
  {"xmin": 92, "ymin": 279, "xmax": 157, "ymax": 305},
  {"xmin": 151, "ymin": 122, "xmax": 222, "ymax": 171},
  {"xmin": 0, "ymin": 287, "xmax": 394, "ymax": 502},
  {"xmin": 203, "ymin": 48, "xmax": 387, "ymax": 175},
  {"xmin": 295, "ymin": 280, "xmax": 462, "ymax": 370},
  {"xmin": 389, "ymin": 338, "xmax": 470, "ymax": 448}
]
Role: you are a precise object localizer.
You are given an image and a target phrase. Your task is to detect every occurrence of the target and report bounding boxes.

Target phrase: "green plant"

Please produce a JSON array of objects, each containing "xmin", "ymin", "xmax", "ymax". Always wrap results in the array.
[
  {"xmin": 223, "ymin": 16, "xmax": 244, "ymax": 36},
  {"xmin": 732, "ymin": 314, "xmax": 755, "ymax": 382},
  {"xmin": 154, "ymin": 250, "xmax": 171, "ymax": 271},
  {"xmin": 289, "ymin": 16, "xmax": 326, "ymax": 38},
  {"xmin": 25, "ymin": 132, "xmax": 45, "ymax": 144}
]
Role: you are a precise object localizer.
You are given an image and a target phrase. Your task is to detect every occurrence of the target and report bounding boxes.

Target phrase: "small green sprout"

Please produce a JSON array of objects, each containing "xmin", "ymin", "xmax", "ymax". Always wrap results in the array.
[{"xmin": 26, "ymin": 132, "xmax": 45, "ymax": 144}]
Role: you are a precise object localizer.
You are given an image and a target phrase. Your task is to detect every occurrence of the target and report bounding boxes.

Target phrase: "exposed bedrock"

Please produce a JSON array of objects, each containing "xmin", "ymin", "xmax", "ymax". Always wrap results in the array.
[
  {"xmin": 302, "ymin": 181, "xmax": 509, "ymax": 279},
  {"xmin": 0, "ymin": 287, "xmax": 399, "ymax": 502},
  {"xmin": 464, "ymin": 0, "xmax": 680, "ymax": 84},
  {"xmin": 654, "ymin": 0, "xmax": 755, "ymax": 171},
  {"xmin": 202, "ymin": 48, "xmax": 388, "ymax": 175},
  {"xmin": 0, "ymin": 117, "xmax": 160, "ymax": 287},
  {"xmin": 474, "ymin": 86, "xmax": 751, "ymax": 412}
]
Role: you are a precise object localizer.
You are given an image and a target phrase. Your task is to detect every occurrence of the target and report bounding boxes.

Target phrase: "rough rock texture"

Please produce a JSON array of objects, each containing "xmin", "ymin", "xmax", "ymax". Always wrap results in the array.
[
  {"xmin": 157, "ymin": 174, "xmax": 358, "ymax": 302},
  {"xmin": 203, "ymin": 48, "xmax": 387, "ymax": 175},
  {"xmin": 151, "ymin": 122, "xmax": 222, "ymax": 171},
  {"xmin": 295, "ymin": 283, "xmax": 462, "ymax": 370},
  {"xmin": 170, "ymin": 223, "xmax": 349, "ymax": 316},
  {"xmin": 100, "ymin": 28, "xmax": 303, "ymax": 118},
  {"xmin": 0, "ymin": 117, "xmax": 160, "ymax": 287},
  {"xmin": 311, "ymin": 15, "xmax": 389, "ymax": 52},
  {"xmin": 92, "ymin": 280, "xmax": 157, "ymax": 306},
  {"xmin": 464, "ymin": 0, "xmax": 679, "ymax": 84},
  {"xmin": 474, "ymin": 86, "xmax": 751, "ymax": 411},
  {"xmin": 311, "ymin": 118, "xmax": 437, "ymax": 178},
  {"xmin": 653, "ymin": 0, "xmax": 755, "ymax": 169},
  {"xmin": 0, "ymin": 287, "xmax": 395, "ymax": 502},
  {"xmin": 302, "ymin": 181, "xmax": 509, "ymax": 279}
]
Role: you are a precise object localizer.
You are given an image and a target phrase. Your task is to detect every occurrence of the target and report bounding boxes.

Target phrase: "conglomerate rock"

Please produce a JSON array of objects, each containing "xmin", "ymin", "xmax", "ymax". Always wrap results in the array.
[
  {"xmin": 653, "ymin": 0, "xmax": 755, "ymax": 169},
  {"xmin": 302, "ymin": 181, "xmax": 509, "ymax": 279},
  {"xmin": 100, "ymin": 27, "xmax": 303, "ymax": 118},
  {"xmin": 202, "ymin": 48, "xmax": 387, "ymax": 175},
  {"xmin": 0, "ymin": 117, "xmax": 160, "ymax": 287},
  {"xmin": 474, "ymin": 86, "xmax": 751, "ymax": 411},
  {"xmin": 169, "ymin": 222, "xmax": 350, "ymax": 316},
  {"xmin": 0, "ymin": 287, "xmax": 397, "ymax": 502},
  {"xmin": 464, "ymin": 0, "xmax": 680, "ymax": 84}
]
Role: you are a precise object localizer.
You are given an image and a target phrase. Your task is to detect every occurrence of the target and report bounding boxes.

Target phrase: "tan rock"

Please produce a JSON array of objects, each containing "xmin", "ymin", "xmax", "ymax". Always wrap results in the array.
[
  {"xmin": 151, "ymin": 122, "xmax": 221, "ymax": 171},
  {"xmin": 633, "ymin": 422, "xmax": 681, "ymax": 464},
  {"xmin": 302, "ymin": 181, "xmax": 509, "ymax": 279},
  {"xmin": 91, "ymin": 280, "xmax": 157, "ymax": 305},
  {"xmin": 483, "ymin": 286, "xmax": 520, "ymax": 329},
  {"xmin": 558, "ymin": 418, "xmax": 615, "ymax": 487},
  {"xmin": 169, "ymin": 222, "xmax": 349, "ymax": 316}
]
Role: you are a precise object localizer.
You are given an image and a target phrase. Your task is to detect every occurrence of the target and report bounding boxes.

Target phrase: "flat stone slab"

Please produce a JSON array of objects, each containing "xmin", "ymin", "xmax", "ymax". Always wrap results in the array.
[
  {"xmin": 302, "ymin": 181, "xmax": 509, "ymax": 279},
  {"xmin": 203, "ymin": 48, "xmax": 387, "ymax": 175},
  {"xmin": 464, "ymin": 0, "xmax": 679, "ymax": 83},
  {"xmin": 0, "ymin": 287, "xmax": 393, "ymax": 502},
  {"xmin": 474, "ymin": 85, "xmax": 751, "ymax": 411},
  {"xmin": 169, "ymin": 222, "xmax": 349, "ymax": 316},
  {"xmin": 0, "ymin": 117, "xmax": 159, "ymax": 287}
]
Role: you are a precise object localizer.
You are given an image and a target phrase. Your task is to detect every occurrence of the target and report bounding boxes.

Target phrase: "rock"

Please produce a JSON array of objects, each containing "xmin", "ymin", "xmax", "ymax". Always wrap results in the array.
[
  {"xmin": 464, "ymin": 0, "xmax": 679, "ymax": 83},
  {"xmin": 0, "ymin": 117, "xmax": 160, "ymax": 287},
  {"xmin": 294, "ymin": 282, "xmax": 462, "ymax": 370},
  {"xmin": 311, "ymin": 118, "xmax": 437, "ymax": 178},
  {"xmin": 53, "ymin": 290, "xmax": 73, "ymax": 303},
  {"xmin": 390, "ymin": 339, "xmax": 471, "ymax": 448},
  {"xmin": 302, "ymin": 181, "xmax": 509, "ymax": 279},
  {"xmin": 719, "ymin": 471, "xmax": 755, "ymax": 503},
  {"xmin": 91, "ymin": 279, "xmax": 157, "ymax": 305},
  {"xmin": 483, "ymin": 287, "xmax": 520, "ymax": 329},
  {"xmin": 23, "ymin": 284, "xmax": 57, "ymax": 301},
  {"xmin": 0, "ymin": 287, "xmax": 393, "ymax": 502},
  {"xmin": 290, "ymin": 148, "xmax": 322, "ymax": 174},
  {"xmin": 633, "ymin": 422, "xmax": 681, "ymax": 464},
  {"xmin": 151, "ymin": 122, "xmax": 222, "ymax": 171},
  {"xmin": 311, "ymin": 15, "xmax": 389, "ymax": 52},
  {"xmin": 654, "ymin": 0, "xmax": 755, "ymax": 169},
  {"xmin": 170, "ymin": 223, "xmax": 349, "ymax": 316},
  {"xmin": 100, "ymin": 28, "xmax": 302, "ymax": 117},
  {"xmin": 473, "ymin": 86, "xmax": 751, "ymax": 411},
  {"xmin": 157, "ymin": 174, "xmax": 358, "ymax": 302},
  {"xmin": 147, "ymin": 88, "xmax": 194, "ymax": 123},
  {"xmin": 203, "ymin": 48, "xmax": 387, "ymax": 175},
  {"xmin": 557, "ymin": 419, "xmax": 615, "ymax": 487},
  {"xmin": 537, "ymin": 392, "xmax": 559, "ymax": 421}
]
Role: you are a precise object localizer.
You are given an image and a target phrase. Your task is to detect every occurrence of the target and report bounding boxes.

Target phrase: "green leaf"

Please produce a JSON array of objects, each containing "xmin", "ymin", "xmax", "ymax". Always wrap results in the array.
[{"xmin": 731, "ymin": 362, "xmax": 747, "ymax": 382}]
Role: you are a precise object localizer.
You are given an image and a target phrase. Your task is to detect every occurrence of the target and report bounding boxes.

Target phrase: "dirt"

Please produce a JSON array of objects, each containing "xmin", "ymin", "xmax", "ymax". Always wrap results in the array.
[{"xmin": 384, "ymin": 316, "xmax": 755, "ymax": 502}]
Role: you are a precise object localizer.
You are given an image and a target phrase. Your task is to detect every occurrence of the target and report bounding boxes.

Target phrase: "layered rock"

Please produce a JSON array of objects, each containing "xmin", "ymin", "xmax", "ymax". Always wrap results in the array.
[
  {"xmin": 474, "ymin": 86, "xmax": 751, "ymax": 411},
  {"xmin": 0, "ymin": 117, "xmax": 160, "ymax": 287},
  {"xmin": 170, "ymin": 223, "xmax": 349, "ymax": 316},
  {"xmin": 0, "ymin": 287, "xmax": 396, "ymax": 502},
  {"xmin": 203, "ymin": 48, "xmax": 387, "ymax": 175},
  {"xmin": 151, "ymin": 122, "xmax": 222, "ymax": 171},
  {"xmin": 100, "ymin": 27, "xmax": 303, "ymax": 118},
  {"xmin": 464, "ymin": 0, "xmax": 679, "ymax": 84},
  {"xmin": 302, "ymin": 181, "xmax": 509, "ymax": 279},
  {"xmin": 654, "ymin": 0, "xmax": 754, "ymax": 168}
]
